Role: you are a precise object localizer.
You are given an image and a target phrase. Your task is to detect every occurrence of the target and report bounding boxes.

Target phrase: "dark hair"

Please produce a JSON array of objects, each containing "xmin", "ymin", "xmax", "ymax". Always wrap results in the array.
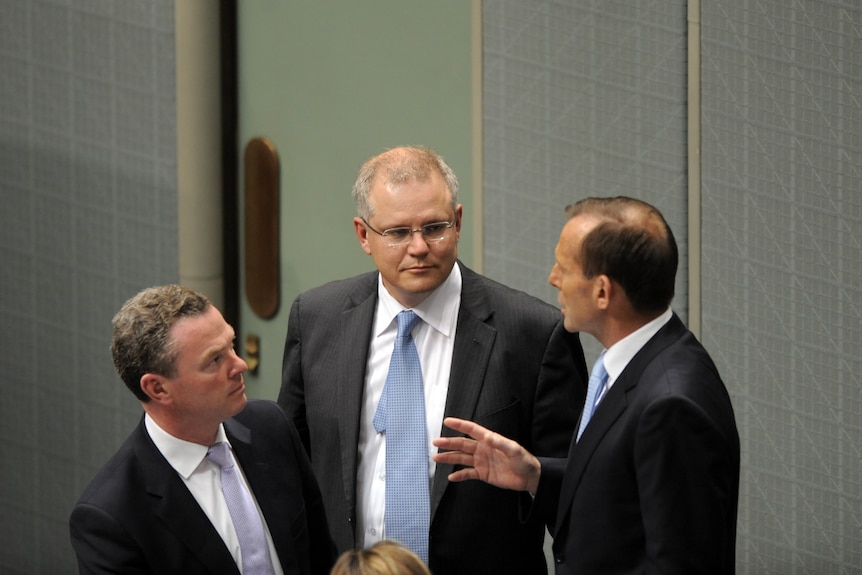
[
  {"xmin": 566, "ymin": 196, "xmax": 678, "ymax": 313},
  {"xmin": 111, "ymin": 285, "xmax": 211, "ymax": 401}
]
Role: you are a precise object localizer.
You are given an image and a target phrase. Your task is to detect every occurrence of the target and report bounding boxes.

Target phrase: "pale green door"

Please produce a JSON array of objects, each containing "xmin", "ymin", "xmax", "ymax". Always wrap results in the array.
[{"xmin": 237, "ymin": 1, "xmax": 478, "ymax": 400}]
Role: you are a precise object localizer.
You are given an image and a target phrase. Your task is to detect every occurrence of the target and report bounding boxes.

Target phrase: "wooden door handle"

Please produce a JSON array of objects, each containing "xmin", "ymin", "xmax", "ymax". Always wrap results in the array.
[{"xmin": 244, "ymin": 137, "xmax": 280, "ymax": 319}]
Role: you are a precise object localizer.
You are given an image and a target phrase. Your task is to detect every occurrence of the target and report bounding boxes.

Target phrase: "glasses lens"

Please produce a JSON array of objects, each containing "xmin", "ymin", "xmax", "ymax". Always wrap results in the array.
[
  {"xmin": 422, "ymin": 222, "xmax": 452, "ymax": 242},
  {"xmin": 383, "ymin": 228, "xmax": 412, "ymax": 245},
  {"xmin": 379, "ymin": 222, "xmax": 453, "ymax": 245}
]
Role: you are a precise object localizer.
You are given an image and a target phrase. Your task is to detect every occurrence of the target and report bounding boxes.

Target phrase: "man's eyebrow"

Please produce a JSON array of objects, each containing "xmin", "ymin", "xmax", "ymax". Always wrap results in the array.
[{"xmin": 203, "ymin": 329, "xmax": 236, "ymax": 359}]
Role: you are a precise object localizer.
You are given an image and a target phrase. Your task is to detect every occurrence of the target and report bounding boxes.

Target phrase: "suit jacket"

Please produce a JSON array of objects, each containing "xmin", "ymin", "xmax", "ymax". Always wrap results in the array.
[
  {"xmin": 69, "ymin": 400, "xmax": 337, "ymax": 575},
  {"xmin": 534, "ymin": 314, "xmax": 740, "ymax": 575},
  {"xmin": 278, "ymin": 262, "xmax": 587, "ymax": 575}
]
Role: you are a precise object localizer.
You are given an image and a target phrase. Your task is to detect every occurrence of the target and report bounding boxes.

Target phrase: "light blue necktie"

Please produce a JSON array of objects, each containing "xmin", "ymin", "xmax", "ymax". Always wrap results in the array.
[
  {"xmin": 576, "ymin": 352, "xmax": 609, "ymax": 442},
  {"xmin": 373, "ymin": 310, "xmax": 430, "ymax": 563},
  {"xmin": 207, "ymin": 442, "xmax": 276, "ymax": 575}
]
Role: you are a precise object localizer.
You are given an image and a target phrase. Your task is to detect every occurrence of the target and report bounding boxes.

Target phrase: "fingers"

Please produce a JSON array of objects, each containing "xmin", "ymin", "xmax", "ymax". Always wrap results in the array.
[
  {"xmin": 433, "ymin": 447, "xmax": 474, "ymax": 466},
  {"xmin": 438, "ymin": 417, "xmax": 529, "ymax": 459},
  {"xmin": 433, "ymin": 422, "xmax": 481, "ymax": 481},
  {"xmin": 436, "ymin": 417, "xmax": 500, "ymax": 455},
  {"xmin": 434, "ymin": 416, "xmax": 541, "ymax": 493},
  {"xmin": 441, "ymin": 417, "xmax": 490, "ymax": 440},
  {"xmin": 446, "ymin": 467, "xmax": 479, "ymax": 483},
  {"xmin": 433, "ymin": 434, "xmax": 474, "ymax": 452},
  {"xmin": 432, "ymin": 434, "xmax": 479, "ymax": 483}
]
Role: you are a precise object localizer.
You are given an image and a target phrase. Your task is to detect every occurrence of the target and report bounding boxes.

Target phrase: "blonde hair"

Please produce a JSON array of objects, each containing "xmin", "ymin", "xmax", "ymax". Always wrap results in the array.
[{"xmin": 330, "ymin": 541, "xmax": 431, "ymax": 575}]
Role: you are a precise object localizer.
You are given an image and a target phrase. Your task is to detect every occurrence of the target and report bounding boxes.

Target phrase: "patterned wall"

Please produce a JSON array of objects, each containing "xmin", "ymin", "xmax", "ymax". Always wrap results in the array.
[
  {"xmin": 482, "ymin": 0, "xmax": 690, "ymax": 389},
  {"xmin": 0, "ymin": 1, "xmax": 177, "ymax": 572},
  {"xmin": 485, "ymin": 1, "xmax": 861, "ymax": 574},
  {"xmin": 701, "ymin": 2, "xmax": 861, "ymax": 573},
  {"xmin": 1, "ymin": 1, "xmax": 858, "ymax": 573}
]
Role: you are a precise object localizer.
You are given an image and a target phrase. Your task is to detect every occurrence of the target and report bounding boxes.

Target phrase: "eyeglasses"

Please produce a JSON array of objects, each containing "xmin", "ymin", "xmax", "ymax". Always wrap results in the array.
[{"xmin": 362, "ymin": 218, "xmax": 456, "ymax": 246}]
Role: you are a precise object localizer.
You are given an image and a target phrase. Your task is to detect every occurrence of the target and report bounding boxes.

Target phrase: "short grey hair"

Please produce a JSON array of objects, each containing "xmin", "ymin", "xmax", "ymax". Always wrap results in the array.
[{"xmin": 351, "ymin": 145, "xmax": 459, "ymax": 219}]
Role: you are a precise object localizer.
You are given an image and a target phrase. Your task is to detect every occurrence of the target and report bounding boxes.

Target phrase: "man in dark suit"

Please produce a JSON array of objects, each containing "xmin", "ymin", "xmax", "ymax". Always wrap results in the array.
[
  {"xmin": 434, "ymin": 197, "xmax": 740, "ymax": 574},
  {"xmin": 70, "ymin": 285, "xmax": 336, "ymax": 575},
  {"xmin": 278, "ymin": 146, "xmax": 587, "ymax": 574}
]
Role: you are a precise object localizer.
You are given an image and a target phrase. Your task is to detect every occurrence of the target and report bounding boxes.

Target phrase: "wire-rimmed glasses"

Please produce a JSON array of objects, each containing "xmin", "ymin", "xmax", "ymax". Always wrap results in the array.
[{"xmin": 362, "ymin": 219, "xmax": 456, "ymax": 246}]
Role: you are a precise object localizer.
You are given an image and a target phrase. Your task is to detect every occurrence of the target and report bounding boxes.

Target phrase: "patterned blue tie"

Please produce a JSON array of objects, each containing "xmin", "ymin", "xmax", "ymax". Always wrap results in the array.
[
  {"xmin": 372, "ymin": 310, "xmax": 430, "ymax": 563},
  {"xmin": 207, "ymin": 442, "xmax": 276, "ymax": 575},
  {"xmin": 576, "ymin": 352, "xmax": 608, "ymax": 442}
]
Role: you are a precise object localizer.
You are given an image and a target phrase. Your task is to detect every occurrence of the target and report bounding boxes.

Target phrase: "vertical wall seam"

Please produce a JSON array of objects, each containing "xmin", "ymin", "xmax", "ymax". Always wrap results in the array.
[
  {"xmin": 472, "ymin": 0, "xmax": 484, "ymax": 274},
  {"xmin": 687, "ymin": 0, "xmax": 702, "ymax": 338}
]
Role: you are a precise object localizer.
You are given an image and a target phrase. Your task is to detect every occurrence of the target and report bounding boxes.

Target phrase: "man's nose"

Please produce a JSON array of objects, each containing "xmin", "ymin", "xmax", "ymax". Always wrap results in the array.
[
  {"xmin": 406, "ymin": 229, "xmax": 432, "ymax": 250},
  {"xmin": 231, "ymin": 349, "xmax": 249, "ymax": 374}
]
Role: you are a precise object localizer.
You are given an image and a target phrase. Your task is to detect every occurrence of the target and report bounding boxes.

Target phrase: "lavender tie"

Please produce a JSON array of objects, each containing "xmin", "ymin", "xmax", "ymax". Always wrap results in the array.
[
  {"xmin": 207, "ymin": 442, "xmax": 276, "ymax": 575},
  {"xmin": 372, "ymin": 310, "xmax": 430, "ymax": 563}
]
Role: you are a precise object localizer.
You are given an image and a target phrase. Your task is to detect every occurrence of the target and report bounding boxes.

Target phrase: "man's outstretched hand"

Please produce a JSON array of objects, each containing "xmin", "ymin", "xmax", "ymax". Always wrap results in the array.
[{"xmin": 433, "ymin": 417, "xmax": 541, "ymax": 495}]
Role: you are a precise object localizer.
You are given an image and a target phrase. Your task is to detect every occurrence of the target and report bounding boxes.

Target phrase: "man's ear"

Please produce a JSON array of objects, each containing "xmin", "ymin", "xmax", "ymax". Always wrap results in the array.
[
  {"xmin": 595, "ymin": 274, "xmax": 613, "ymax": 310},
  {"xmin": 451, "ymin": 204, "xmax": 464, "ymax": 244},
  {"xmin": 140, "ymin": 373, "xmax": 171, "ymax": 404},
  {"xmin": 354, "ymin": 217, "xmax": 373, "ymax": 255}
]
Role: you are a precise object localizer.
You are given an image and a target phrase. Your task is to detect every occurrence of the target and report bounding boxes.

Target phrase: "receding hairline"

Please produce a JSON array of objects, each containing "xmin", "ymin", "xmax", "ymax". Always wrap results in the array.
[
  {"xmin": 353, "ymin": 145, "xmax": 459, "ymax": 219},
  {"xmin": 368, "ymin": 146, "xmax": 447, "ymax": 186},
  {"xmin": 565, "ymin": 196, "xmax": 668, "ymax": 241}
]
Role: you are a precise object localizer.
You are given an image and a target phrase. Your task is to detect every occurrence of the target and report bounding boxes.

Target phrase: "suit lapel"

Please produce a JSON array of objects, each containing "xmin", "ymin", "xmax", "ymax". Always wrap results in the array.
[
  {"xmin": 553, "ymin": 314, "xmax": 687, "ymax": 537},
  {"xmin": 554, "ymin": 391, "xmax": 627, "ymax": 533},
  {"xmin": 136, "ymin": 422, "xmax": 240, "ymax": 575},
  {"xmin": 225, "ymin": 417, "xmax": 304, "ymax": 574},
  {"xmin": 338, "ymin": 278, "xmax": 379, "ymax": 518},
  {"xmin": 431, "ymin": 264, "xmax": 496, "ymax": 517}
]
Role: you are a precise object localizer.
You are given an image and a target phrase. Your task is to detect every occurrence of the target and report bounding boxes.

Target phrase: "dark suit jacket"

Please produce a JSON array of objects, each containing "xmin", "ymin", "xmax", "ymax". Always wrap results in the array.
[
  {"xmin": 278, "ymin": 262, "xmax": 587, "ymax": 575},
  {"xmin": 534, "ymin": 314, "xmax": 740, "ymax": 575},
  {"xmin": 69, "ymin": 400, "xmax": 337, "ymax": 575}
]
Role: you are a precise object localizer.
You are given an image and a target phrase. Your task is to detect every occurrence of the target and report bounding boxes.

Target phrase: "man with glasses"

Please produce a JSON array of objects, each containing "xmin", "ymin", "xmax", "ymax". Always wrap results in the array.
[{"xmin": 277, "ymin": 146, "xmax": 587, "ymax": 574}]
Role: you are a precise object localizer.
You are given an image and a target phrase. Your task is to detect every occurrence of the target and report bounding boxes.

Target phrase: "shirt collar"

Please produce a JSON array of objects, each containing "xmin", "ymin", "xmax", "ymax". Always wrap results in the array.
[
  {"xmin": 144, "ymin": 414, "xmax": 229, "ymax": 479},
  {"xmin": 375, "ymin": 262, "xmax": 462, "ymax": 338},
  {"xmin": 603, "ymin": 307, "xmax": 673, "ymax": 382}
]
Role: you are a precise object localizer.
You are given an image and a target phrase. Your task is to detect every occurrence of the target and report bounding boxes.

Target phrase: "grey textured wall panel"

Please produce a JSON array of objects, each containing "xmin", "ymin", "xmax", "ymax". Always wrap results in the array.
[
  {"xmin": 701, "ymin": 2, "xmax": 861, "ymax": 573},
  {"xmin": 0, "ymin": 1, "xmax": 177, "ymax": 572},
  {"xmin": 483, "ymin": 0, "xmax": 689, "ymax": 364}
]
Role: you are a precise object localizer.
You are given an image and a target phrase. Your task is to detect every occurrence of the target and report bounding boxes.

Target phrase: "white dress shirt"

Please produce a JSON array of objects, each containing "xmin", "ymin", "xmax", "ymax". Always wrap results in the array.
[
  {"xmin": 356, "ymin": 263, "xmax": 462, "ymax": 548},
  {"xmin": 144, "ymin": 416, "xmax": 284, "ymax": 574},
  {"xmin": 598, "ymin": 308, "xmax": 673, "ymax": 403}
]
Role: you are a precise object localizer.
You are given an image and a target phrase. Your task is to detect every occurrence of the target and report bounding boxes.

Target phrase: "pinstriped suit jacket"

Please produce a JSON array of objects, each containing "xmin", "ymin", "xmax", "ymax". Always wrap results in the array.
[{"xmin": 278, "ymin": 262, "xmax": 587, "ymax": 575}]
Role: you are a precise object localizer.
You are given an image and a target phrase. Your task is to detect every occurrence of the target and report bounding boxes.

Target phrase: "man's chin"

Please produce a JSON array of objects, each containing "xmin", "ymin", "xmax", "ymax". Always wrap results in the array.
[
  {"xmin": 386, "ymin": 277, "xmax": 442, "ymax": 307},
  {"xmin": 562, "ymin": 316, "xmax": 579, "ymax": 334},
  {"xmin": 230, "ymin": 394, "xmax": 249, "ymax": 416}
]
